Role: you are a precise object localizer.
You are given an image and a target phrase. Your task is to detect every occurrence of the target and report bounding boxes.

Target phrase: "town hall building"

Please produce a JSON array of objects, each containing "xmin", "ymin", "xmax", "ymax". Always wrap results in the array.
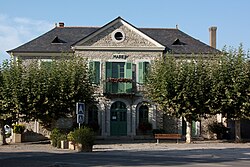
[{"xmin": 7, "ymin": 17, "xmax": 220, "ymax": 138}]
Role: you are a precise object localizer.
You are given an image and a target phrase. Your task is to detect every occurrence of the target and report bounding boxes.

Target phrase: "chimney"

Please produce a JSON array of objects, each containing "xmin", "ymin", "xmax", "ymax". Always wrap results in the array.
[
  {"xmin": 59, "ymin": 22, "xmax": 64, "ymax": 28},
  {"xmin": 209, "ymin": 26, "xmax": 217, "ymax": 48}
]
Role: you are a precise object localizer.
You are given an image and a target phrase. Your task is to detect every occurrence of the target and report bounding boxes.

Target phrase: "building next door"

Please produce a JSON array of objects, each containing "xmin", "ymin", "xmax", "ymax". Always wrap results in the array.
[{"xmin": 110, "ymin": 101, "xmax": 127, "ymax": 136}]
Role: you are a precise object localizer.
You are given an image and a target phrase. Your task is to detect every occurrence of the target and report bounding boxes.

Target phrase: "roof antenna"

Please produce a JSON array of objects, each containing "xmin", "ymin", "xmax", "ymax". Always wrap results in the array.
[{"xmin": 176, "ymin": 24, "xmax": 179, "ymax": 29}]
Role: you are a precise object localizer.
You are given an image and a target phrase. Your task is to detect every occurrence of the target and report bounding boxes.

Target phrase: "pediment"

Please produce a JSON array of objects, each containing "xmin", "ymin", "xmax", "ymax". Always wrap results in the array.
[{"xmin": 73, "ymin": 17, "xmax": 165, "ymax": 51}]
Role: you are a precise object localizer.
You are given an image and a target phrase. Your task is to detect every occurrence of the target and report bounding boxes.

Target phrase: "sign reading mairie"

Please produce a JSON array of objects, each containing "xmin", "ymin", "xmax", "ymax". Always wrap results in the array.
[{"xmin": 112, "ymin": 54, "xmax": 128, "ymax": 59}]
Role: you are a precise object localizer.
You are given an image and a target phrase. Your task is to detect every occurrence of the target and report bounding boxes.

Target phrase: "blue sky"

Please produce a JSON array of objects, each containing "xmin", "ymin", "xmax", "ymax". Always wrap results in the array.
[{"xmin": 1, "ymin": 0, "xmax": 250, "ymax": 63}]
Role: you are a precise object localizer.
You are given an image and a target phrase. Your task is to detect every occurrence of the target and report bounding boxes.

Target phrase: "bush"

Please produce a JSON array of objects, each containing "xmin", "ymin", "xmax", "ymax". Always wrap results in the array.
[
  {"xmin": 152, "ymin": 129, "xmax": 165, "ymax": 135},
  {"xmin": 13, "ymin": 124, "xmax": 25, "ymax": 134},
  {"xmin": 50, "ymin": 128, "xmax": 67, "ymax": 148},
  {"xmin": 70, "ymin": 127, "xmax": 95, "ymax": 152},
  {"xmin": 208, "ymin": 122, "xmax": 229, "ymax": 139}
]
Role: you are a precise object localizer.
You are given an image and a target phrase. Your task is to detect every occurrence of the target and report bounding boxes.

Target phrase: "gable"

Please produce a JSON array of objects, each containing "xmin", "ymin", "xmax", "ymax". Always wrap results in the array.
[{"xmin": 73, "ymin": 17, "xmax": 165, "ymax": 51}]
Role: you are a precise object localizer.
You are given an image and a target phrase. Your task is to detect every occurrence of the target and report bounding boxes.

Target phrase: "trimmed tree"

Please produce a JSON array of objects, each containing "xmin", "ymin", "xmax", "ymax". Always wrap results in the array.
[
  {"xmin": 210, "ymin": 45, "xmax": 250, "ymax": 142},
  {"xmin": 146, "ymin": 55, "xmax": 214, "ymax": 143}
]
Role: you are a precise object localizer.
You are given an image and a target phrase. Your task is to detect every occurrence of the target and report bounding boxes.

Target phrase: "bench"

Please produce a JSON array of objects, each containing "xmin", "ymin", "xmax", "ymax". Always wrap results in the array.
[{"xmin": 154, "ymin": 134, "xmax": 182, "ymax": 144}]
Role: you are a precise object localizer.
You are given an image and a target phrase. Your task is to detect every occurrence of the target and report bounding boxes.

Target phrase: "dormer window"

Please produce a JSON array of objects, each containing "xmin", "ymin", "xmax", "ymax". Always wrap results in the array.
[
  {"xmin": 51, "ymin": 36, "xmax": 66, "ymax": 44},
  {"xmin": 172, "ymin": 38, "xmax": 186, "ymax": 45}
]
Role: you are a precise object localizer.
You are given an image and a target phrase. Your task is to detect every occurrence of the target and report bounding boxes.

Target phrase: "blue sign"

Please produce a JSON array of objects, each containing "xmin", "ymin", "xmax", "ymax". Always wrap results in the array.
[
  {"xmin": 76, "ymin": 102, "xmax": 85, "ymax": 115},
  {"xmin": 76, "ymin": 102, "xmax": 85, "ymax": 124},
  {"xmin": 77, "ymin": 114, "xmax": 84, "ymax": 124}
]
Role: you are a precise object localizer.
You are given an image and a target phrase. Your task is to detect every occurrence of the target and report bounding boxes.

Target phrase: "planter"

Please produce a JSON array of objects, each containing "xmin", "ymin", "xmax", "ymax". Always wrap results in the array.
[
  {"xmin": 61, "ymin": 140, "xmax": 69, "ymax": 149},
  {"xmin": 13, "ymin": 133, "xmax": 22, "ymax": 143},
  {"xmin": 68, "ymin": 141, "xmax": 75, "ymax": 150},
  {"xmin": 76, "ymin": 143, "xmax": 93, "ymax": 152}
]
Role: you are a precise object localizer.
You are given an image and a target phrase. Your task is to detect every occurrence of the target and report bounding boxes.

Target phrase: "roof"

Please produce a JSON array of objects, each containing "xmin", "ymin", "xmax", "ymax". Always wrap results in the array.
[
  {"xmin": 7, "ymin": 20, "xmax": 220, "ymax": 54},
  {"xmin": 8, "ymin": 27, "xmax": 99, "ymax": 53}
]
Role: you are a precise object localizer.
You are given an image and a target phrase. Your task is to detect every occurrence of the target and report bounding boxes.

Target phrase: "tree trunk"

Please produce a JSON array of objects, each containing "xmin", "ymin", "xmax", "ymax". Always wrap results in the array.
[
  {"xmin": 185, "ymin": 118, "xmax": 192, "ymax": 143},
  {"xmin": 235, "ymin": 119, "xmax": 241, "ymax": 143},
  {"xmin": 0, "ymin": 120, "xmax": 7, "ymax": 145}
]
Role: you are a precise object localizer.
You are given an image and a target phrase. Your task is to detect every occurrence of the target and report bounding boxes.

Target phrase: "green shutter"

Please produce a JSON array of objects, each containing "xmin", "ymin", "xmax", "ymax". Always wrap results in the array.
[
  {"xmin": 106, "ymin": 62, "xmax": 112, "ymax": 79},
  {"xmin": 105, "ymin": 62, "xmax": 112, "ymax": 93},
  {"xmin": 138, "ymin": 62, "xmax": 149, "ymax": 84},
  {"xmin": 89, "ymin": 61, "xmax": 100, "ymax": 84},
  {"xmin": 94, "ymin": 62, "xmax": 100, "ymax": 84},
  {"xmin": 125, "ymin": 62, "xmax": 132, "ymax": 93}
]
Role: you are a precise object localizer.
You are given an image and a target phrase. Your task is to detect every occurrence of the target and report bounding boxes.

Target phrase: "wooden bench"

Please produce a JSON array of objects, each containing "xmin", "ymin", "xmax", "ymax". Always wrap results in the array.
[{"xmin": 154, "ymin": 134, "xmax": 182, "ymax": 144}]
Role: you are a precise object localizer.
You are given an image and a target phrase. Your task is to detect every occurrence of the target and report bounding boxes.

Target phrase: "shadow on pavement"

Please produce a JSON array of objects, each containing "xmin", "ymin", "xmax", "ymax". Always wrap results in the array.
[{"xmin": 0, "ymin": 146, "xmax": 250, "ymax": 167}]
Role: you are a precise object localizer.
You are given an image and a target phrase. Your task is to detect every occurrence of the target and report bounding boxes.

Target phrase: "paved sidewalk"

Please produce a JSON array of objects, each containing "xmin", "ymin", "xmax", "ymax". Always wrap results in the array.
[{"xmin": 1, "ymin": 140, "xmax": 250, "ymax": 153}]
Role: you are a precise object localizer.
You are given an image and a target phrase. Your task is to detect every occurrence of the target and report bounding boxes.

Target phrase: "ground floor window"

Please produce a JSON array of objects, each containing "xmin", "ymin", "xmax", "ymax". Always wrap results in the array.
[{"xmin": 87, "ymin": 105, "xmax": 99, "ymax": 132}]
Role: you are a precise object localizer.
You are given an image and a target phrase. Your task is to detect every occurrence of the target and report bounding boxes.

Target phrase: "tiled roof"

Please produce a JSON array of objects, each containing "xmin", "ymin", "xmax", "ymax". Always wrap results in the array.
[
  {"xmin": 8, "ymin": 27, "xmax": 98, "ymax": 53},
  {"xmin": 8, "ymin": 26, "xmax": 220, "ymax": 54}
]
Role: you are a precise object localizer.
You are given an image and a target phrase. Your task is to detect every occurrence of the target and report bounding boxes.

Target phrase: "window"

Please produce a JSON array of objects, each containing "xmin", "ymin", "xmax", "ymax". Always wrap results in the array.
[
  {"xmin": 138, "ymin": 62, "xmax": 150, "ymax": 84},
  {"xmin": 40, "ymin": 59, "xmax": 52, "ymax": 69},
  {"xmin": 112, "ymin": 29, "xmax": 125, "ymax": 42},
  {"xmin": 89, "ymin": 61, "xmax": 100, "ymax": 84},
  {"xmin": 172, "ymin": 38, "xmax": 186, "ymax": 45},
  {"xmin": 114, "ymin": 32, "xmax": 123, "ymax": 41},
  {"xmin": 139, "ymin": 105, "xmax": 149, "ymax": 124},
  {"xmin": 51, "ymin": 36, "xmax": 66, "ymax": 44},
  {"xmin": 105, "ymin": 62, "xmax": 132, "ymax": 93}
]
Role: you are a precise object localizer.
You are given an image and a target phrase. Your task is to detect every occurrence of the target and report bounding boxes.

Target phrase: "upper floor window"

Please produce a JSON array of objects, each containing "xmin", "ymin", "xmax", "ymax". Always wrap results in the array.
[
  {"xmin": 112, "ymin": 29, "xmax": 125, "ymax": 42},
  {"xmin": 138, "ymin": 62, "xmax": 150, "ymax": 84},
  {"xmin": 89, "ymin": 61, "xmax": 100, "ymax": 85}
]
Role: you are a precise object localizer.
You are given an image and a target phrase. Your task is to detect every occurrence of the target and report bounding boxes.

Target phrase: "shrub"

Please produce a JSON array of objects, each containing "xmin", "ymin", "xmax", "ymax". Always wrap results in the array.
[
  {"xmin": 70, "ymin": 127, "xmax": 95, "ymax": 152},
  {"xmin": 50, "ymin": 128, "xmax": 67, "ymax": 148},
  {"xmin": 13, "ymin": 124, "xmax": 25, "ymax": 134},
  {"xmin": 152, "ymin": 129, "xmax": 165, "ymax": 135},
  {"xmin": 208, "ymin": 122, "xmax": 229, "ymax": 139}
]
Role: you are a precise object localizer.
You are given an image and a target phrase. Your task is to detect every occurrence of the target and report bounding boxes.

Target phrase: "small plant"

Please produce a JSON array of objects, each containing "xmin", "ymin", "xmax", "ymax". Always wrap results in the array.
[
  {"xmin": 70, "ymin": 127, "xmax": 95, "ymax": 152},
  {"xmin": 208, "ymin": 122, "xmax": 229, "ymax": 139},
  {"xmin": 13, "ymin": 124, "xmax": 25, "ymax": 134},
  {"xmin": 50, "ymin": 128, "xmax": 67, "ymax": 148}
]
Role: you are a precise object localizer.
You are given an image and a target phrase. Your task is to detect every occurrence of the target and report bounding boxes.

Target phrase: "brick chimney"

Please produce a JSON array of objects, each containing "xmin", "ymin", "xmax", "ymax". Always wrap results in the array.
[
  {"xmin": 209, "ymin": 26, "xmax": 217, "ymax": 48},
  {"xmin": 59, "ymin": 22, "xmax": 64, "ymax": 28}
]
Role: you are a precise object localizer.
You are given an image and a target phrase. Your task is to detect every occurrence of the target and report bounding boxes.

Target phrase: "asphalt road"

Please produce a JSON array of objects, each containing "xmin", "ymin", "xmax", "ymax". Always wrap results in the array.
[{"xmin": 0, "ymin": 142, "xmax": 250, "ymax": 167}]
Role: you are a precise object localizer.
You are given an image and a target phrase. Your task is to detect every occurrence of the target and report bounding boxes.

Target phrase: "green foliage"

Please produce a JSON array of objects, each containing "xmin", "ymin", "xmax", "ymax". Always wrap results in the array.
[
  {"xmin": 208, "ymin": 122, "xmax": 229, "ymax": 135},
  {"xmin": 0, "ymin": 57, "xmax": 95, "ymax": 131},
  {"xmin": 13, "ymin": 124, "xmax": 25, "ymax": 134},
  {"xmin": 50, "ymin": 128, "xmax": 67, "ymax": 148},
  {"xmin": 70, "ymin": 127, "xmax": 95, "ymax": 147},
  {"xmin": 146, "ymin": 55, "xmax": 214, "ymax": 121},
  {"xmin": 210, "ymin": 45, "xmax": 250, "ymax": 119}
]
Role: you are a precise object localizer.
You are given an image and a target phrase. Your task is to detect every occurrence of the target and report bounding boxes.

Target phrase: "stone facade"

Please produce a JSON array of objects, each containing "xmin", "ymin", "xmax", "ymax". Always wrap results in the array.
[{"xmin": 81, "ymin": 23, "xmax": 156, "ymax": 47}]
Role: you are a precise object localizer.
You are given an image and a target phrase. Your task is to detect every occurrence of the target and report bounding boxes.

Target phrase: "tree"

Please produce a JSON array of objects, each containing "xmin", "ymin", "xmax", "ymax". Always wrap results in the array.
[
  {"xmin": 24, "ymin": 57, "xmax": 95, "ymax": 130},
  {"xmin": 146, "ymin": 55, "xmax": 214, "ymax": 143},
  {"xmin": 0, "ymin": 56, "xmax": 95, "ymax": 145},
  {"xmin": 0, "ymin": 60, "xmax": 24, "ymax": 145},
  {"xmin": 210, "ymin": 45, "xmax": 250, "ymax": 142}
]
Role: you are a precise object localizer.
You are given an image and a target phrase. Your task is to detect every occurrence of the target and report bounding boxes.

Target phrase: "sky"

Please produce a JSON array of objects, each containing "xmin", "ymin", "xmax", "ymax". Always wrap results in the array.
[{"xmin": 1, "ymin": 0, "xmax": 250, "ymax": 63}]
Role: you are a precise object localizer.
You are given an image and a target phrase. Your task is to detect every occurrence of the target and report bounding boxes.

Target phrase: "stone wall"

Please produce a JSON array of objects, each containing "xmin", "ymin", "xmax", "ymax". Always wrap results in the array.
[{"xmin": 82, "ymin": 23, "xmax": 156, "ymax": 47}]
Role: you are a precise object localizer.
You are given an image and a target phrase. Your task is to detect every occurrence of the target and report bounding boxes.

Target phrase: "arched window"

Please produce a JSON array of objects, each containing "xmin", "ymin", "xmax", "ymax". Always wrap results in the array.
[
  {"xmin": 139, "ymin": 105, "xmax": 149, "ymax": 124},
  {"xmin": 88, "ymin": 105, "xmax": 99, "ymax": 131}
]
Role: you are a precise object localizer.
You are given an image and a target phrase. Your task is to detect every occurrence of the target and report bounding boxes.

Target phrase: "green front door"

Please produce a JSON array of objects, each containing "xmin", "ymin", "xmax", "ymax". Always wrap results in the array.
[{"xmin": 110, "ymin": 101, "xmax": 127, "ymax": 136}]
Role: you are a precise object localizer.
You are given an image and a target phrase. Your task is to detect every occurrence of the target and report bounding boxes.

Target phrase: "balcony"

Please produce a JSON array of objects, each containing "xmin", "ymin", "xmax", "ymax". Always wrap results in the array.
[{"xmin": 103, "ymin": 78, "xmax": 145, "ymax": 96}]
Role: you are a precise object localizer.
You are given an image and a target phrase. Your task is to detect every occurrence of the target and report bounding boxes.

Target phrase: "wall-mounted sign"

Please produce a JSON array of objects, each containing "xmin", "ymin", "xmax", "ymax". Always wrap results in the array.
[{"xmin": 112, "ymin": 54, "xmax": 128, "ymax": 59}]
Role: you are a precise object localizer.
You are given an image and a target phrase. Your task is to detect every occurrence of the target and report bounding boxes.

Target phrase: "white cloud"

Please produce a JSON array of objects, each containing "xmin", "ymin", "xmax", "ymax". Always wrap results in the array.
[{"xmin": 0, "ymin": 14, "xmax": 53, "ymax": 63}]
